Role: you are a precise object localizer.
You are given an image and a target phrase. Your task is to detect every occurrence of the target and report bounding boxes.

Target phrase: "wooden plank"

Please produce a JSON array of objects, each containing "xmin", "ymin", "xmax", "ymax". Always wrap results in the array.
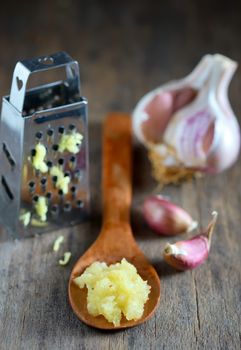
[{"xmin": 0, "ymin": 0, "xmax": 241, "ymax": 349}]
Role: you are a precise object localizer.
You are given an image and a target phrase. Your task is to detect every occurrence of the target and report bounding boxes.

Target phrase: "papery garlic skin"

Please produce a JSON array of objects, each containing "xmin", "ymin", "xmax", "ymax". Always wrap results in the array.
[
  {"xmin": 143, "ymin": 195, "xmax": 197, "ymax": 236},
  {"xmin": 163, "ymin": 211, "xmax": 218, "ymax": 271},
  {"xmin": 133, "ymin": 54, "xmax": 240, "ymax": 174}
]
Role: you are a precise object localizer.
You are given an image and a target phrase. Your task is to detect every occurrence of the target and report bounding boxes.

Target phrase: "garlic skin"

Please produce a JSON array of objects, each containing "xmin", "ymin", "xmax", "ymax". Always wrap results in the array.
[
  {"xmin": 133, "ymin": 54, "xmax": 240, "ymax": 174},
  {"xmin": 143, "ymin": 195, "xmax": 197, "ymax": 236},
  {"xmin": 163, "ymin": 211, "xmax": 218, "ymax": 271}
]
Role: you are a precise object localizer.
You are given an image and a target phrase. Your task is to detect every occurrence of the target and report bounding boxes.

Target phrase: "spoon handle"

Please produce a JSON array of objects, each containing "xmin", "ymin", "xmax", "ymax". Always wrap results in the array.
[{"xmin": 102, "ymin": 113, "xmax": 132, "ymax": 226}]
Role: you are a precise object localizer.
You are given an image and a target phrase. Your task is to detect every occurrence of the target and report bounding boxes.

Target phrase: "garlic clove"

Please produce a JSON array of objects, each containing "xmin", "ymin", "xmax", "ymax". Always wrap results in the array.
[
  {"xmin": 141, "ymin": 91, "xmax": 174, "ymax": 143},
  {"xmin": 163, "ymin": 211, "xmax": 218, "ymax": 271},
  {"xmin": 141, "ymin": 88, "xmax": 198, "ymax": 144},
  {"xmin": 172, "ymin": 88, "xmax": 197, "ymax": 113},
  {"xmin": 143, "ymin": 195, "xmax": 197, "ymax": 236},
  {"xmin": 133, "ymin": 54, "xmax": 240, "ymax": 178},
  {"xmin": 163, "ymin": 54, "xmax": 240, "ymax": 173}
]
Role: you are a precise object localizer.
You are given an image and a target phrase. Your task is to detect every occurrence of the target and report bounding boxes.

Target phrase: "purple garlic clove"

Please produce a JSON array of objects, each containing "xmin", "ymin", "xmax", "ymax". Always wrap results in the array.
[
  {"xmin": 143, "ymin": 195, "xmax": 197, "ymax": 236},
  {"xmin": 163, "ymin": 211, "xmax": 218, "ymax": 271}
]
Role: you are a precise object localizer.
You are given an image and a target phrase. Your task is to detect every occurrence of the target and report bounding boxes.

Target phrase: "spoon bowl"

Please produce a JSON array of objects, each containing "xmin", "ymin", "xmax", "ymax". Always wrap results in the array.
[{"xmin": 69, "ymin": 113, "xmax": 160, "ymax": 330}]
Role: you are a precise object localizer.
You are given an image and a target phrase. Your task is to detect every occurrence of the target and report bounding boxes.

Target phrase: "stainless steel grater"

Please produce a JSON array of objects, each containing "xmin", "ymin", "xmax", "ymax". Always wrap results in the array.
[{"xmin": 0, "ymin": 51, "xmax": 90, "ymax": 238}]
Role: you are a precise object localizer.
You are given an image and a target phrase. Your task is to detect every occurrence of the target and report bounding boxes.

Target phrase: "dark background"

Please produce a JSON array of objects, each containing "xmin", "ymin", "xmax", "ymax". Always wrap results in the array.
[
  {"xmin": 0, "ymin": 1, "xmax": 241, "ymax": 349},
  {"xmin": 0, "ymin": 0, "xmax": 240, "ymax": 121}
]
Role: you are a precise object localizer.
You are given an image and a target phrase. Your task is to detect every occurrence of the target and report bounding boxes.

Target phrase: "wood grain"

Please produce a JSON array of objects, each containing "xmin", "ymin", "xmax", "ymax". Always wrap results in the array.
[{"xmin": 0, "ymin": 0, "xmax": 241, "ymax": 349}]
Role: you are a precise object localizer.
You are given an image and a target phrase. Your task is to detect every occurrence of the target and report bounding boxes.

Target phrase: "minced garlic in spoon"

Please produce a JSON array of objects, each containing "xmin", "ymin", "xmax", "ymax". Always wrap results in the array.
[{"xmin": 74, "ymin": 258, "xmax": 151, "ymax": 327}]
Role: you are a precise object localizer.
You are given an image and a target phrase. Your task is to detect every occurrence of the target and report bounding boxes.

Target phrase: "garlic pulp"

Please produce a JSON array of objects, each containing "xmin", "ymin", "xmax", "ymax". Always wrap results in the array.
[
  {"xmin": 50, "ymin": 166, "xmax": 70, "ymax": 194},
  {"xmin": 74, "ymin": 259, "xmax": 151, "ymax": 327},
  {"xmin": 35, "ymin": 196, "xmax": 48, "ymax": 222},
  {"xmin": 31, "ymin": 143, "xmax": 48, "ymax": 173}
]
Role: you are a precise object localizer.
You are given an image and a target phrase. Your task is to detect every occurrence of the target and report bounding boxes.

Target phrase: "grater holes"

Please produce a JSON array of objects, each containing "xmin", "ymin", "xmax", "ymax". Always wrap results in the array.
[
  {"xmin": 29, "ymin": 181, "xmax": 35, "ymax": 188},
  {"xmin": 58, "ymin": 158, "xmax": 65, "ymax": 166},
  {"xmin": 52, "ymin": 144, "xmax": 59, "ymax": 152},
  {"xmin": 58, "ymin": 126, "xmax": 65, "ymax": 134},
  {"xmin": 69, "ymin": 156, "xmax": 76, "ymax": 169},
  {"xmin": 33, "ymin": 195, "xmax": 39, "ymax": 202},
  {"xmin": 64, "ymin": 202, "xmax": 71, "ymax": 212},
  {"xmin": 40, "ymin": 177, "xmax": 47, "ymax": 185},
  {"xmin": 76, "ymin": 199, "xmax": 84, "ymax": 208},
  {"xmin": 2, "ymin": 143, "xmax": 15, "ymax": 169},
  {"xmin": 35, "ymin": 131, "xmax": 43, "ymax": 140},
  {"xmin": 52, "ymin": 175, "xmax": 58, "ymax": 184},
  {"xmin": 1, "ymin": 176, "xmax": 14, "ymax": 200},
  {"xmin": 47, "ymin": 128, "xmax": 54, "ymax": 137},
  {"xmin": 58, "ymin": 189, "xmax": 64, "ymax": 196},
  {"xmin": 31, "ymin": 149, "xmax": 36, "ymax": 157},
  {"xmin": 46, "ymin": 192, "xmax": 52, "ymax": 200},
  {"xmin": 70, "ymin": 185, "xmax": 76, "ymax": 193},
  {"xmin": 38, "ymin": 56, "xmax": 54, "ymax": 65},
  {"xmin": 51, "ymin": 204, "xmax": 59, "ymax": 214},
  {"xmin": 47, "ymin": 160, "xmax": 53, "ymax": 168},
  {"xmin": 69, "ymin": 124, "xmax": 76, "ymax": 131},
  {"xmin": 28, "ymin": 181, "xmax": 36, "ymax": 193}
]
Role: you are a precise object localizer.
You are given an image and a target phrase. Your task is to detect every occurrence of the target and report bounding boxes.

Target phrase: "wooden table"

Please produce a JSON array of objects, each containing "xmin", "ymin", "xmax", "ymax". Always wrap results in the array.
[{"xmin": 0, "ymin": 1, "xmax": 241, "ymax": 349}]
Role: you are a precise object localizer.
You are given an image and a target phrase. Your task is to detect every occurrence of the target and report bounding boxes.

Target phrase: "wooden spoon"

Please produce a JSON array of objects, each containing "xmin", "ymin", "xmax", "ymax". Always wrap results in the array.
[{"xmin": 68, "ymin": 112, "xmax": 160, "ymax": 330}]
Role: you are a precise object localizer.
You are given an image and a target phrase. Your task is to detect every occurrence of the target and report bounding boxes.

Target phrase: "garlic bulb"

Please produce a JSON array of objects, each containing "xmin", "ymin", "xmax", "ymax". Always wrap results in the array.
[{"xmin": 133, "ymin": 54, "xmax": 240, "ymax": 178}]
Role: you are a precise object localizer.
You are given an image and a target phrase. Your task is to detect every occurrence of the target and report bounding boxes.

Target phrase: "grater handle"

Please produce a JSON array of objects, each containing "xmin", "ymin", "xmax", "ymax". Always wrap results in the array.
[{"xmin": 9, "ymin": 51, "xmax": 80, "ymax": 112}]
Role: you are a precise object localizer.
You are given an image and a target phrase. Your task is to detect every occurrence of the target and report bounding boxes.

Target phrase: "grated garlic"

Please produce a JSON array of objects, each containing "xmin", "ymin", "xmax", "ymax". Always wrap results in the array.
[
  {"xmin": 31, "ymin": 218, "xmax": 48, "ymax": 227},
  {"xmin": 74, "ymin": 258, "xmax": 151, "ymax": 327},
  {"xmin": 58, "ymin": 131, "xmax": 83, "ymax": 154},
  {"xmin": 19, "ymin": 211, "xmax": 31, "ymax": 227},
  {"xmin": 50, "ymin": 166, "xmax": 70, "ymax": 194},
  {"xmin": 59, "ymin": 252, "xmax": 71, "ymax": 266},
  {"xmin": 32, "ymin": 143, "xmax": 48, "ymax": 173},
  {"xmin": 53, "ymin": 235, "xmax": 64, "ymax": 252},
  {"xmin": 35, "ymin": 196, "xmax": 48, "ymax": 222}
]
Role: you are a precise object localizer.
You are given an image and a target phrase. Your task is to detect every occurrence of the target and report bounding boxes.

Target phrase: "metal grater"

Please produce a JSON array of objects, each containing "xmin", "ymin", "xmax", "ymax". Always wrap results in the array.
[{"xmin": 0, "ymin": 52, "xmax": 90, "ymax": 238}]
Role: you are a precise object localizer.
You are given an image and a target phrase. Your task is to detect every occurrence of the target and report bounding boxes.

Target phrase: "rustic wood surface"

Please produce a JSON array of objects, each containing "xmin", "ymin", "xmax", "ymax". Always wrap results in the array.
[{"xmin": 0, "ymin": 1, "xmax": 241, "ymax": 349}]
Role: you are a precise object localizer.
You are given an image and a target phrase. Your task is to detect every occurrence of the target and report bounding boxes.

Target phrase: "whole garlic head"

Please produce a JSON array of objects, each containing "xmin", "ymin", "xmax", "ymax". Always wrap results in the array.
[{"xmin": 133, "ymin": 54, "xmax": 240, "ymax": 180}]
